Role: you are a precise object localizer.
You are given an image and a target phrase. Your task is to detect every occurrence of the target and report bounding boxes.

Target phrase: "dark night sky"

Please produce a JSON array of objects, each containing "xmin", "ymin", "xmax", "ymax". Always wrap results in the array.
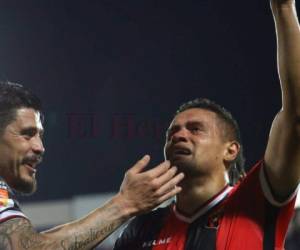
[{"xmin": 0, "ymin": 0, "xmax": 289, "ymax": 202}]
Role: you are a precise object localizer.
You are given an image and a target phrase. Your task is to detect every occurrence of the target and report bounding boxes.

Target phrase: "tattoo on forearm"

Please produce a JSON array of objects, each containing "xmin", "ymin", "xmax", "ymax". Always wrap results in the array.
[
  {"xmin": 0, "ymin": 206, "xmax": 123, "ymax": 249},
  {"xmin": 58, "ymin": 205, "xmax": 122, "ymax": 250},
  {"xmin": 60, "ymin": 223, "xmax": 116, "ymax": 250}
]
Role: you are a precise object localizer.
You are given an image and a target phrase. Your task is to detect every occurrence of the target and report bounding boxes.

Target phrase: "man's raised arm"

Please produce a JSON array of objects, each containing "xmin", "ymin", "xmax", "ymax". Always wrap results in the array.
[
  {"xmin": 0, "ymin": 155, "xmax": 184, "ymax": 249},
  {"xmin": 265, "ymin": 0, "xmax": 300, "ymax": 198}
]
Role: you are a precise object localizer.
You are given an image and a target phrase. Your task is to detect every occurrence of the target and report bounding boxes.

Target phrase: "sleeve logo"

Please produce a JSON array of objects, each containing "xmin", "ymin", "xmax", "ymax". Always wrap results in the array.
[{"xmin": 0, "ymin": 182, "xmax": 9, "ymax": 207}]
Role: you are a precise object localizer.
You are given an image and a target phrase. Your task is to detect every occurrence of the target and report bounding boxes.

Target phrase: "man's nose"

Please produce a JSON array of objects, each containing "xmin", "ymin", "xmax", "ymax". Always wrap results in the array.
[
  {"xmin": 171, "ymin": 128, "xmax": 188, "ymax": 143},
  {"xmin": 31, "ymin": 137, "xmax": 45, "ymax": 155}
]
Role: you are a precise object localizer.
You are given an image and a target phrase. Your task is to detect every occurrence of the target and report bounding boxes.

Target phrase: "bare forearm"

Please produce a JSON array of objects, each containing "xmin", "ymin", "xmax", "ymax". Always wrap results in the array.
[
  {"xmin": 0, "ymin": 195, "xmax": 132, "ymax": 250},
  {"xmin": 41, "ymin": 194, "xmax": 131, "ymax": 250},
  {"xmin": 272, "ymin": 1, "xmax": 300, "ymax": 111}
]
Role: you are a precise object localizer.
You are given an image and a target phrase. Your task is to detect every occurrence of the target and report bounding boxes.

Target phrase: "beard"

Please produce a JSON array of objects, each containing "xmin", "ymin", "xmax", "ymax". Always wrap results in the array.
[
  {"xmin": 13, "ymin": 156, "xmax": 41, "ymax": 195},
  {"xmin": 166, "ymin": 152, "xmax": 211, "ymax": 178},
  {"xmin": 12, "ymin": 175, "xmax": 37, "ymax": 195},
  {"xmin": 167, "ymin": 155, "xmax": 201, "ymax": 177}
]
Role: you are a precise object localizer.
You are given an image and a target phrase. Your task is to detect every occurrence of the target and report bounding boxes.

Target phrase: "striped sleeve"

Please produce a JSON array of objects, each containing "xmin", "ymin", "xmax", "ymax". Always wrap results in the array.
[{"xmin": 0, "ymin": 181, "xmax": 26, "ymax": 223}]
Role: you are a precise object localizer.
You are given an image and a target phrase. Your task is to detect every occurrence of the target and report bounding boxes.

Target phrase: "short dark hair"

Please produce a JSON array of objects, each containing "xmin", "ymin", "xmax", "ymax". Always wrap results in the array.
[
  {"xmin": 176, "ymin": 98, "xmax": 246, "ymax": 185},
  {"xmin": 0, "ymin": 81, "xmax": 42, "ymax": 133}
]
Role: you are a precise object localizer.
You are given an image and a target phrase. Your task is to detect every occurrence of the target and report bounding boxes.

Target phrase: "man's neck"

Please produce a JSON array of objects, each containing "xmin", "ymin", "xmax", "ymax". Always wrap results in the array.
[{"xmin": 175, "ymin": 173, "xmax": 228, "ymax": 217}]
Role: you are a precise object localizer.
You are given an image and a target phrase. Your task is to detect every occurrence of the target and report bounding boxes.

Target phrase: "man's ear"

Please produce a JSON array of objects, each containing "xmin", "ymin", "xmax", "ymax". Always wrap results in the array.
[{"xmin": 223, "ymin": 141, "xmax": 240, "ymax": 169}]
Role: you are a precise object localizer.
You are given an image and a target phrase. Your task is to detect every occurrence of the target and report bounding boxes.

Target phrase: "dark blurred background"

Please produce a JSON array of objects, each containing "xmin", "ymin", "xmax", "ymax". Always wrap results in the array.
[{"xmin": 0, "ymin": 0, "xmax": 289, "ymax": 202}]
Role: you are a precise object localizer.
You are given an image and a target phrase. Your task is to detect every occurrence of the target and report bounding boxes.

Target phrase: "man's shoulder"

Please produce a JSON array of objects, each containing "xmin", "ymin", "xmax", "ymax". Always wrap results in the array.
[
  {"xmin": 0, "ymin": 178, "xmax": 26, "ymax": 223},
  {"xmin": 0, "ymin": 178, "xmax": 15, "ymax": 211}
]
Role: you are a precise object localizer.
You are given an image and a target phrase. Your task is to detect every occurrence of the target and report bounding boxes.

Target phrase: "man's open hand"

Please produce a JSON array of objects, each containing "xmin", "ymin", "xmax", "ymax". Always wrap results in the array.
[{"xmin": 116, "ymin": 155, "xmax": 184, "ymax": 216}]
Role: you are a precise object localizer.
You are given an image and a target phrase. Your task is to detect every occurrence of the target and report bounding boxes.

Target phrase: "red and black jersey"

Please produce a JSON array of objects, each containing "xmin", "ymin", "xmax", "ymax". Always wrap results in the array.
[
  {"xmin": 0, "ymin": 178, "xmax": 26, "ymax": 223},
  {"xmin": 114, "ymin": 161, "xmax": 297, "ymax": 250}
]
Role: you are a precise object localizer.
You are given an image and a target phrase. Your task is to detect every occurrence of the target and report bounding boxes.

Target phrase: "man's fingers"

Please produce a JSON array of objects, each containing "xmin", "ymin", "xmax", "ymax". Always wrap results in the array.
[
  {"xmin": 156, "ymin": 172, "xmax": 184, "ymax": 196},
  {"xmin": 154, "ymin": 166, "xmax": 178, "ymax": 187},
  {"xmin": 130, "ymin": 155, "xmax": 151, "ymax": 174},
  {"xmin": 143, "ymin": 161, "xmax": 171, "ymax": 178},
  {"xmin": 157, "ymin": 186, "xmax": 183, "ymax": 204}
]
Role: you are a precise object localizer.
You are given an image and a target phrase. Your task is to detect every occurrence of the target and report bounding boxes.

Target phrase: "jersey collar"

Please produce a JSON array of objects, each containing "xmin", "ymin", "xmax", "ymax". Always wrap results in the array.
[{"xmin": 173, "ymin": 185, "xmax": 233, "ymax": 223}]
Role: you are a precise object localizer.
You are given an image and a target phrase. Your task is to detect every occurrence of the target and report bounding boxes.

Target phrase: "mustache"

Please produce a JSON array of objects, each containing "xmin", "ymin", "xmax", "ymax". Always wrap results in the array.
[{"xmin": 22, "ymin": 154, "xmax": 43, "ymax": 165}]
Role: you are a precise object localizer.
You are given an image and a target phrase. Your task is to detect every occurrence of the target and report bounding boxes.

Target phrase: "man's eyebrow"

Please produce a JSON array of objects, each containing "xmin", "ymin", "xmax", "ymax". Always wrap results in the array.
[
  {"xmin": 166, "ymin": 124, "xmax": 180, "ymax": 133},
  {"xmin": 20, "ymin": 126, "xmax": 44, "ymax": 135},
  {"xmin": 167, "ymin": 120, "xmax": 205, "ymax": 130},
  {"xmin": 186, "ymin": 120, "xmax": 206, "ymax": 127}
]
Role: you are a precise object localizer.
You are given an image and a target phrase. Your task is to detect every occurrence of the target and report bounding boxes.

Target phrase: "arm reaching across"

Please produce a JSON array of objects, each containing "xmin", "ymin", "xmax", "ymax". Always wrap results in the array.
[
  {"xmin": 265, "ymin": 0, "xmax": 300, "ymax": 198},
  {"xmin": 0, "ymin": 155, "xmax": 184, "ymax": 250}
]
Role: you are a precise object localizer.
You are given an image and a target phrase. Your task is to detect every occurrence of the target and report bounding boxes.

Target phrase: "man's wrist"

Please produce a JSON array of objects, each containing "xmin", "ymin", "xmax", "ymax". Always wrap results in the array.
[
  {"xmin": 271, "ymin": 0, "xmax": 295, "ymax": 11},
  {"xmin": 111, "ymin": 193, "xmax": 138, "ymax": 220},
  {"xmin": 271, "ymin": 1, "xmax": 296, "ymax": 20}
]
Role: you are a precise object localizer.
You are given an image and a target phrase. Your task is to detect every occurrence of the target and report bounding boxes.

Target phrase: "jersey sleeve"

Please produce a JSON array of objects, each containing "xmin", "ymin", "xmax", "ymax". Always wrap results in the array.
[{"xmin": 0, "ymin": 182, "xmax": 26, "ymax": 223}]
